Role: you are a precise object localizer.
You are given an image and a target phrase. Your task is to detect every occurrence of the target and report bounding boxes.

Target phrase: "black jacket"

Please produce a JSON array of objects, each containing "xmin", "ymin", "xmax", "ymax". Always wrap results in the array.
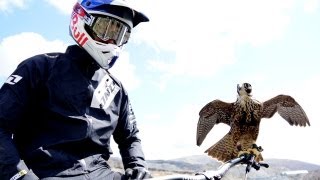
[{"xmin": 0, "ymin": 45, "xmax": 147, "ymax": 179}]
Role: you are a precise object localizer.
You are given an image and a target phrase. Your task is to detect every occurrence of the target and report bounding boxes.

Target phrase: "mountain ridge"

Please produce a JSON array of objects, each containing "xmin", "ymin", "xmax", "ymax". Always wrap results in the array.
[{"xmin": 108, "ymin": 154, "xmax": 320, "ymax": 179}]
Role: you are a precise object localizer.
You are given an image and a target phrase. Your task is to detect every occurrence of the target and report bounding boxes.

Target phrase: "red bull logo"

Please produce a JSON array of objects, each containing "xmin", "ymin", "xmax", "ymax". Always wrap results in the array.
[{"xmin": 70, "ymin": 9, "xmax": 88, "ymax": 47}]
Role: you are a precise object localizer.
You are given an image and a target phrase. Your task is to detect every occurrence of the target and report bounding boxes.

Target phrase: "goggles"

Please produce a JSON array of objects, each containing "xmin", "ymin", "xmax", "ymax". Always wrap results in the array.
[{"xmin": 90, "ymin": 15, "xmax": 131, "ymax": 46}]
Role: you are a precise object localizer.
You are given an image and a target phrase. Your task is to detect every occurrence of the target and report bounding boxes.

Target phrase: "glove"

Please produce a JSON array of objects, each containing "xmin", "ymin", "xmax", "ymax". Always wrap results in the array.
[{"xmin": 125, "ymin": 167, "xmax": 152, "ymax": 180}]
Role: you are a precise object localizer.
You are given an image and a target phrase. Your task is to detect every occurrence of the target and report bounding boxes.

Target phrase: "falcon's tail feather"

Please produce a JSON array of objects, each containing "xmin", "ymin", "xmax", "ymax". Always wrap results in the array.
[
  {"xmin": 205, "ymin": 133, "xmax": 237, "ymax": 163},
  {"xmin": 205, "ymin": 134, "xmax": 265, "ymax": 162}
]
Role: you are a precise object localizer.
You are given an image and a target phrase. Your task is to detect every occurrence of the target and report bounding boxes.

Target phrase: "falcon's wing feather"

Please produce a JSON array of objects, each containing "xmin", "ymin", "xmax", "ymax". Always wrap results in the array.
[
  {"xmin": 196, "ymin": 99, "xmax": 233, "ymax": 146},
  {"xmin": 261, "ymin": 95, "xmax": 310, "ymax": 126}
]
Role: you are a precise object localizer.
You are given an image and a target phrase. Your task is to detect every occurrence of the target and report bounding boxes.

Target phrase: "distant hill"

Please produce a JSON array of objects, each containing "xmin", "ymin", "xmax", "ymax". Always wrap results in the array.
[
  {"xmin": 266, "ymin": 158, "xmax": 320, "ymax": 171},
  {"xmin": 108, "ymin": 155, "xmax": 320, "ymax": 179}
]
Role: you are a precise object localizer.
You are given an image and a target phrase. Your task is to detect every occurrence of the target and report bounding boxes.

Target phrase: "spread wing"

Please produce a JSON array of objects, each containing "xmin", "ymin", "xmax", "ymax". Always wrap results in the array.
[
  {"xmin": 261, "ymin": 95, "xmax": 310, "ymax": 126},
  {"xmin": 196, "ymin": 99, "xmax": 233, "ymax": 146}
]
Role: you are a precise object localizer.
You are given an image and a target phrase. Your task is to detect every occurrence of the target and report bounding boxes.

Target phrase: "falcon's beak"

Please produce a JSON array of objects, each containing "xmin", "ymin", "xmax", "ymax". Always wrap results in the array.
[{"xmin": 237, "ymin": 84, "xmax": 241, "ymax": 95}]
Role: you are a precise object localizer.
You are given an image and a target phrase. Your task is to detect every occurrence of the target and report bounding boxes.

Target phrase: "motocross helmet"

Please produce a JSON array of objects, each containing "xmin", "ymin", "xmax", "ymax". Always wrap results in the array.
[{"xmin": 69, "ymin": 0, "xmax": 149, "ymax": 69}]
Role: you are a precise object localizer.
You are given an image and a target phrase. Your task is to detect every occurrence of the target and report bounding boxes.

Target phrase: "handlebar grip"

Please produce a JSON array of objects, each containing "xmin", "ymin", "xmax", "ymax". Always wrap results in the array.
[{"xmin": 259, "ymin": 162, "xmax": 269, "ymax": 168}]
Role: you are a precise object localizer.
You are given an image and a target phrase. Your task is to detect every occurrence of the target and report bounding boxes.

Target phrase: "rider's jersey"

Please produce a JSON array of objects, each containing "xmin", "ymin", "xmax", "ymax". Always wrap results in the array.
[{"xmin": 0, "ymin": 45, "xmax": 146, "ymax": 178}]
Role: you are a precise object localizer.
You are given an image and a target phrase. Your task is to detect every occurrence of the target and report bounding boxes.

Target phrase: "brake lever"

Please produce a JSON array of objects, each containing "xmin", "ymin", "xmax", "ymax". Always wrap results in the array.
[
  {"xmin": 245, "ymin": 154, "xmax": 255, "ymax": 173},
  {"xmin": 252, "ymin": 161, "xmax": 267, "ymax": 170},
  {"xmin": 259, "ymin": 162, "xmax": 269, "ymax": 168}
]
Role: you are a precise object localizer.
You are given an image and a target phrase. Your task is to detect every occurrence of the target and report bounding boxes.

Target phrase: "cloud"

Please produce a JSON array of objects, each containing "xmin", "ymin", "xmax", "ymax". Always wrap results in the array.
[
  {"xmin": 109, "ymin": 52, "xmax": 141, "ymax": 91},
  {"xmin": 129, "ymin": 0, "xmax": 295, "ymax": 90},
  {"xmin": 44, "ymin": 0, "xmax": 76, "ymax": 15},
  {"xmin": 304, "ymin": 0, "xmax": 319, "ymax": 14},
  {"xmin": 136, "ymin": 0, "xmax": 294, "ymax": 48},
  {"xmin": 0, "ymin": 32, "xmax": 68, "ymax": 77},
  {"xmin": 0, "ymin": 0, "xmax": 75, "ymax": 15},
  {"xmin": 0, "ymin": 0, "xmax": 29, "ymax": 12}
]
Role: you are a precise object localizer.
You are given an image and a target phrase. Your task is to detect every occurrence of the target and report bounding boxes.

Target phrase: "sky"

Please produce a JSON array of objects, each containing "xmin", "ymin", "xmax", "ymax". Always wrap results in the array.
[{"xmin": 0, "ymin": 0, "xmax": 320, "ymax": 166}]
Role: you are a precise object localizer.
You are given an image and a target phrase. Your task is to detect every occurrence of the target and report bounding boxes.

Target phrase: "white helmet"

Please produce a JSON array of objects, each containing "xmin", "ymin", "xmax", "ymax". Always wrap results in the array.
[{"xmin": 69, "ymin": 0, "xmax": 149, "ymax": 69}]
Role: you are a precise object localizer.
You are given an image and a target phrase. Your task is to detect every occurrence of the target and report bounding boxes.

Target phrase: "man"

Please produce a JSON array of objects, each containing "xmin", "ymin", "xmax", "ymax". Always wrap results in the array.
[{"xmin": 0, "ymin": 0, "xmax": 151, "ymax": 179}]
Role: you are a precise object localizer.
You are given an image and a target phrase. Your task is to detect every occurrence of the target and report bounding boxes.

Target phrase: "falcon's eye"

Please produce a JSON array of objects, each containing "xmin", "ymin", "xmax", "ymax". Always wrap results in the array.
[{"xmin": 244, "ymin": 83, "xmax": 252, "ymax": 94}]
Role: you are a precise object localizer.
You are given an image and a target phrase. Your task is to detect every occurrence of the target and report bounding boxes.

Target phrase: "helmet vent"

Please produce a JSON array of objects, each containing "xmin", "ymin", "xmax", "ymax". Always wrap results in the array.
[{"xmin": 85, "ymin": 1, "xmax": 91, "ymax": 6}]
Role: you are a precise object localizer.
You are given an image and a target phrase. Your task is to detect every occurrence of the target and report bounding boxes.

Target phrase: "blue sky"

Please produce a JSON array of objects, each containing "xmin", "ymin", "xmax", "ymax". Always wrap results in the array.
[{"xmin": 1, "ymin": 0, "xmax": 320, "ymax": 166}]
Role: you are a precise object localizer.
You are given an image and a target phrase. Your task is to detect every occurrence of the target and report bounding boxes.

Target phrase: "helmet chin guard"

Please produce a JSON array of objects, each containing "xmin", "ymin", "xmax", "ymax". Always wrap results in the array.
[{"xmin": 88, "ymin": 42, "xmax": 121, "ymax": 69}]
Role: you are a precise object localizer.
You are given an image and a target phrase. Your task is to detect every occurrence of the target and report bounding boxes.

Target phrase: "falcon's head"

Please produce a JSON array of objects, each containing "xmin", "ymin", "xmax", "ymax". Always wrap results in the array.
[{"xmin": 237, "ymin": 83, "xmax": 252, "ymax": 96}]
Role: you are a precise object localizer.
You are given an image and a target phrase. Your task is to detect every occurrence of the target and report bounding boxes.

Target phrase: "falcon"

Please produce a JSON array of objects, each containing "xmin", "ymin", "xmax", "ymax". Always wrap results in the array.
[{"xmin": 196, "ymin": 83, "xmax": 310, "ymax": 162}]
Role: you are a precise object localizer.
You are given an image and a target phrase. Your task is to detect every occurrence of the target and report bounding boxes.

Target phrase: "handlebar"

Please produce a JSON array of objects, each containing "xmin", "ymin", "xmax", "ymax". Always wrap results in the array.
[{"xmin": 148, "ymin": 144, "xmax": 269, "ymax": 180}]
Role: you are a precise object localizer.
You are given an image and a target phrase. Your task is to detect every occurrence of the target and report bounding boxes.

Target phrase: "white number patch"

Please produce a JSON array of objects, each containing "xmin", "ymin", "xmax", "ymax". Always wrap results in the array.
[{"xmin": 91, "ymin": 73, "xmax": 120, "ymax": 110}]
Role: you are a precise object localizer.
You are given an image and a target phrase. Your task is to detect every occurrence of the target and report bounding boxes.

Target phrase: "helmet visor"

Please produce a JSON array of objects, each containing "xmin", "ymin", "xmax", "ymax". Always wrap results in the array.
[{"xmin": 91, "ymin": 15, "xmax": 131, "ymax": 46}]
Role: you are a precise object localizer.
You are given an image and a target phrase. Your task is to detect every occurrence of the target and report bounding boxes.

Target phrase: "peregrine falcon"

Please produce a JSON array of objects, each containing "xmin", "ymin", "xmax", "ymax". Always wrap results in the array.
[{"xmin": 196, "ymin": 83, "xmax": 310, "ymax": 162}]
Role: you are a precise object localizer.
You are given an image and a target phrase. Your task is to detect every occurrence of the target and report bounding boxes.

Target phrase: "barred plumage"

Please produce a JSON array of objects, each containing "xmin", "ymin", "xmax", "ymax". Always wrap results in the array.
[{"xmin": 196, "ymin": 83, "xmax": 310, "ymax": 162}]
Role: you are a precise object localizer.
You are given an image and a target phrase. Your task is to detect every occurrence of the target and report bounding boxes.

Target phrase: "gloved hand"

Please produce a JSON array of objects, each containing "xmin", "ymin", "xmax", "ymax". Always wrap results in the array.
[{"xmin": 125, "ymin": 167, "xmax": 152, "ymax": 180}]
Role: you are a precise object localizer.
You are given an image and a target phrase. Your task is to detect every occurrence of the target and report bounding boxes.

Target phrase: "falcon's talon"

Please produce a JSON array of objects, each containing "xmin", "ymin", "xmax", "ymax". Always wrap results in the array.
[{"xmin": 237, "ymin": 148, "xmax": 261, "ymax": 161}]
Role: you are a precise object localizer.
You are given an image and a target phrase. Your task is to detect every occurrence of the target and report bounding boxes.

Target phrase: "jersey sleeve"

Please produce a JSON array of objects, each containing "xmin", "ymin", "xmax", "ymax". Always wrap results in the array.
[
  {"xmin": 0, "ymin": 58, "xmax": 42, "ymax": 179},
  {"xmin": 112, "ymin": 91, "xmax": 147, "ymax": 170}
]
